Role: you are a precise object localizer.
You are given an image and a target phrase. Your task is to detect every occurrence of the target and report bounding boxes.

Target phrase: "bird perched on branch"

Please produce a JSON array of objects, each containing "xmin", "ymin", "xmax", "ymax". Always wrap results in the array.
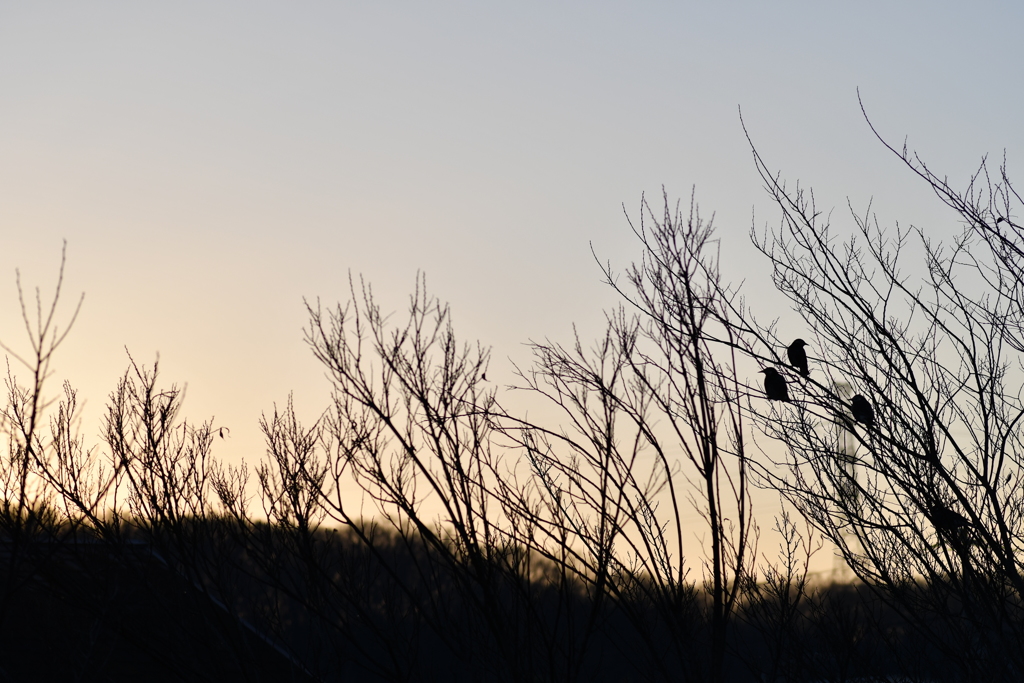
[
  {"xmin": 927, "ymin": 503, "xmax": 973, "ymax": 532},
  {"xmin": 851, "ymin": 394, "xmax": 875, "ymax": 427},
  {"xmin": 787, "ymin": 339, "xmax": 810, "ymax": 377},
  {"xmin": 760, "ymin": 367, "xmax": 789, "ymax": 402}
]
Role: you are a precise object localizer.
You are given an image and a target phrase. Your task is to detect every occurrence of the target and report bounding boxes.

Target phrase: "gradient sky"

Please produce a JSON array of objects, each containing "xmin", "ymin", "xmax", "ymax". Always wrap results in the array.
[{"xmin": 2, "ymin": 2, "xmax": 1022, "ymax": 569}]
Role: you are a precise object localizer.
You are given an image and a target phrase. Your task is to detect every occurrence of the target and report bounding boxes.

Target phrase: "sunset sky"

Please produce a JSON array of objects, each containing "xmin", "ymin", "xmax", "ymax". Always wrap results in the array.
[{"xmin": 2, "ymin": 2, "xmax": 1022, "ymax": 565}]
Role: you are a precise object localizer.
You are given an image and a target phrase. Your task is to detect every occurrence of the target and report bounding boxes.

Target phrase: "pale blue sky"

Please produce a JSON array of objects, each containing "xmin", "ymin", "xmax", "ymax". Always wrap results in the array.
[{"xmin": 1, "ymin": 3, "xmax": 1022, "ymax": 548}]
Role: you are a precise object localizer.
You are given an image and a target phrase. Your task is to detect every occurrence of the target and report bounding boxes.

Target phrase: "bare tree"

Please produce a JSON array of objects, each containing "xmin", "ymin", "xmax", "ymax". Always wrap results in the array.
[
  {"xmin": 210, "ymin": 274, "xmax": 608, "ymax": 682},
  {"xmin": 732, "ymin": 106, "xmax": 1024, "ymax": 679},
  {"xmin": 0, "ymin": 242, "xmax": 83, "ymax": 635},
  {"xmin": 494, "ymin": 194, "xmax": 758, "ymax": 683}
]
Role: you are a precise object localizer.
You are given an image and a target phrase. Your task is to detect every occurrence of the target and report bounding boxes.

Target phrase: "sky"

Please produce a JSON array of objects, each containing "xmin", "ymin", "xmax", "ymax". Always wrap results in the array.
[{"xmin": 2, "ymin": 1, "xmax": 1023, "ymax": 573}]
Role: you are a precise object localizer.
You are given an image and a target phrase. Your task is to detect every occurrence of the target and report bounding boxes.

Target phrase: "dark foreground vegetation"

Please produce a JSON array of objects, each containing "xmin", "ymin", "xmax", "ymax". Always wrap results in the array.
[
  {"xmin": 0, "ymin": 516, "xmax": 947, "ymax": 682},
  {"xmin": 2, "ymin": 110, "xmax": 1023, "ymax": 681}
]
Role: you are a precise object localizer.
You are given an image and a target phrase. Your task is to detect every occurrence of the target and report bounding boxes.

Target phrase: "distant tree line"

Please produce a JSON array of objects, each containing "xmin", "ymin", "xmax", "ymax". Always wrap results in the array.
[{"xmin": 2, "ymin": 110, "xmax": 1023, "ymax": 682}]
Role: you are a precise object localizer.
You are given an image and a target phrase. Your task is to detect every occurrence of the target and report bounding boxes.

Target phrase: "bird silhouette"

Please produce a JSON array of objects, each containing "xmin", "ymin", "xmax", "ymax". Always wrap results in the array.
[
  {"xmin": 760, "ymin": 367, "xmax": 789, "ymax": 402},
  {"xmin": 851, "ymin": 394, "xmax": 875, "ymax": 427},
  {"xmin": 928, "ymin": 503, "xmax": 973, "ymax": 532},
  {"xmin": 787, "ymin": 339, "xmax": 810, "ymax": 377}
]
